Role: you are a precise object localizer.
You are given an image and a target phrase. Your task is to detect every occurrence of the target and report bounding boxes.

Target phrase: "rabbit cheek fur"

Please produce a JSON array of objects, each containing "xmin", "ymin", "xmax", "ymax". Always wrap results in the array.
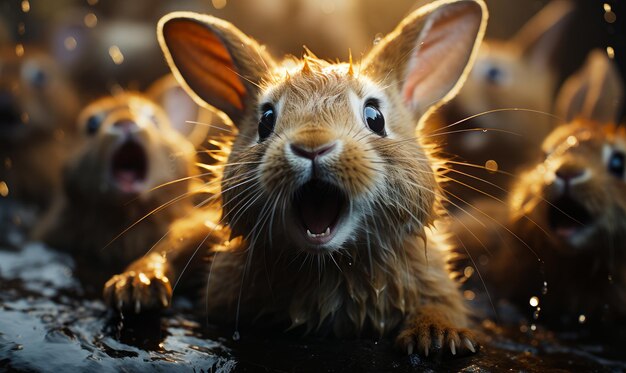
[
  {"xmin": 34, "ymin": 94, "xmax": 196, "ymax": 274},
  {"xmin": 104, "ymin": 0, "xmax": 488, "ymax": 356}
]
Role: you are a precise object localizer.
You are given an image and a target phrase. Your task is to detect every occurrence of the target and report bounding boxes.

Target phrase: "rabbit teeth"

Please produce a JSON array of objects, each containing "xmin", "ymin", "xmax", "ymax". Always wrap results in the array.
[{"xmin": 306, "ymin": 227, "xmax": 331, "ymax": 238}]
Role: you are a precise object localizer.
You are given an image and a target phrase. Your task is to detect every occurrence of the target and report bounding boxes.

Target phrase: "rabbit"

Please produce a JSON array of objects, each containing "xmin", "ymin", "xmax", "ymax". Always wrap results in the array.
[
  {"xmin": 452, "ymin": 49, "xmax": 626, "ymax": 325},
  {"xmin": 33, "ymin": 90, "xmax": 199, "ymax": 286},
  {"xmin": 103, "ymin": 0, "xmax": 489, "ymax": 357},
  {"xmin": 428, "ymin": 0, "xmax": 575, "ymax": 203},
  {"xmin": 0, "ymin": 46, "xmax": 80, "ymax": 246}
]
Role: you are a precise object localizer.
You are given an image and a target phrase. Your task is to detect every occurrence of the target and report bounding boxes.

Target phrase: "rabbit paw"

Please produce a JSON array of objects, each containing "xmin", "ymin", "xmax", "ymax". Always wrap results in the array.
[
  {"xmin": 396, "ymin": 310, "xmax": 478, "ymax": 357},
  {"xmin": 103, "ymin": 270, "xmax": 172, "ymax": 314}
]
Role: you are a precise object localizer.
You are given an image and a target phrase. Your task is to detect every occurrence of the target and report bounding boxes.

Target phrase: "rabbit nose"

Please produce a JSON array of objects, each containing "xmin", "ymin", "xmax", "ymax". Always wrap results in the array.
[
  {"xmin": 112, "ymin": 119, "xmax": 138, "ymax": 132},
  {"xmin": 555, "ymin": 166, "xmax": 587, "ymax": 185},
  {"xmin": 290, "ymin": 142, "xmax": 337, "ymax": 161}
]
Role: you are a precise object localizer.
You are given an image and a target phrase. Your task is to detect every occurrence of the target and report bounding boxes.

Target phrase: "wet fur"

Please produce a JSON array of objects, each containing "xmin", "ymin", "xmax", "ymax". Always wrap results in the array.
[{"xmin": 104, "ymin": 0, "xmax": 488, "ymax": 356}]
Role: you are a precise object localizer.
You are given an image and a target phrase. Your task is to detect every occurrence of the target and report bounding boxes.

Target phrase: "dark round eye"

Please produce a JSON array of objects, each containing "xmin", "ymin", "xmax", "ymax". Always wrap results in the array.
[
  {"xmin": 608, "ymin": 151, "xmax": 625, "ymax": 178},
  {"xmin": 364, "ymin": 100, "xmax": 385, "ymax": 136},
  {"xmin": 86, "ymin": 114, "xmax": 102, "ymax": 135},
  {"xmin": 258, "ymin": 104, "xmax": 276, "ymax": 141},
  {"xmin": 484, "ymin": 65, "xmax": 504, "ymax": 85}
]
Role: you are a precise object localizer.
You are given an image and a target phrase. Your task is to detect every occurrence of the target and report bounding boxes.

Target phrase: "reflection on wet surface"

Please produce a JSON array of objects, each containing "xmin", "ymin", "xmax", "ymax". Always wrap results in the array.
[{"xmin": 0, "ymin": 243, "xmax": 625, "ymax": 372}]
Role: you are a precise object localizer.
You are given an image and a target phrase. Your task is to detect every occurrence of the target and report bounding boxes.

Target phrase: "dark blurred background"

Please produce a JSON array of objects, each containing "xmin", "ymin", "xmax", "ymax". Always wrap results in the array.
[{"xmin": 0, "ymin": 0, "xmax": 623, "ymax": 118}]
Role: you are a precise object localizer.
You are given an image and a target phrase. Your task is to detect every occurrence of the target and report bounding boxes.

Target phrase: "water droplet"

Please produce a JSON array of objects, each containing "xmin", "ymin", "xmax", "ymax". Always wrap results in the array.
[
  {"xmin": 108, "ymin": 45, "xmax": 124, "ymax": 65},
  {"xmin": 578, "ymin": 314, "xmax": 586, "ymax": 324},
  {"xmin": 604, "ymin": 11, "xmax": 617, "ymax": 23},
  {"xmin": 485, "ymin": 160, "xmax": 498, "ymax": 172},
  {"xmin": 64, "ymin": 37, "xmax": 77, "ymax": 51},
  {"xmin": 21, "ymin": 0, "xmax": 30, "ymax": 13},
  {"xmin": 604, "ymin": 3, "xmax": 612, "ymax": 12},
  {"xmin": 373, "ymin": 33, "xmax": 383, "ymax": 46},
  {"xmin": 84, "ymin": 13, "xmax": 98, "ymax": 28},
  {"xmin": 463, "ymin": 290, "xmax": 476, "ymax": 301},
  {"xmin": 232, "ymin": 330, "xmax": 240, "ymax": 341},
  {"xmin": 533, "ymin": 307, "xmax": 541, "ymax": 320},
  {"xmin": 529, "ymin": 296, "xmax": 539, "ymax": 307},
  {"xmin": 464, "ymin": 266, "xmax": 474, "ymax": 278},
  {"xmin": 15, "ymin": 44, "xmax": 24, "ymax": 57},
  {"xmin": 541, "ymin": 281, "xmax": 548, "ymax": 295},
  {"xmin": 530, "ymin": 324, "xmax": 537, "ymax": 331},
  {"xmin": 566, "ymin": 135, "xmax": 578, "ymax": 146},
  {"xmin": 607, "ymin": 46, "xmax": 615, "ymax": 59},
  {"xmin": 212, "ymin": 0, "xmax": 227, "ymax": 9},
  {"xmin": 17, "ymin": 23, "xmax": 25, "ymax": 35},
  {"xmin": 478, "ymin": 255, "xmax": 489, "ymax": 266},
  {"xmin": 0, "ymin": 181, "xmax": 9, "ymax": 197}
]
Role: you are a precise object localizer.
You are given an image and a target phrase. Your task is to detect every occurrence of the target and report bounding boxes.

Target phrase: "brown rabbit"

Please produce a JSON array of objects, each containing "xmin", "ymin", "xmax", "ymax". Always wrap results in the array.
[
  {"xmin": 33, "ymin": 91, "xmax": 198, "ymax": 284},
  {"xmin": 431, "ymin": 0, "xmax": 574, "ymax": 202},
  {"xmin": 103, "ymin": 0, "xmax": 488, "ymax": 357},
  {"xmin": 453, "ymin": 50, "xmax": 626, "ymax": 325},
  {"xmin": 0, "ymin": 46, "xmax": 80, "ymax": 209}
]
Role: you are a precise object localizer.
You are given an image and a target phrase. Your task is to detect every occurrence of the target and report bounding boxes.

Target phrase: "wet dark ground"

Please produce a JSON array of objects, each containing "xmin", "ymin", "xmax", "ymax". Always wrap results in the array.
[{"xmin": 1, "ymin": 231, "xmax": 626, "ymax": 372}]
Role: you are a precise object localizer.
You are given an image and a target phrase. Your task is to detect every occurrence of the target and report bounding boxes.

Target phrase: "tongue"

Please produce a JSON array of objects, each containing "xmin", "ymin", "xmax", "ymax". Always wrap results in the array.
[
  {"xmin": 299, "ymin": 188, "xmax": 340, "ymax": 234},
  {"xmin": 113, "ymin": 170, "xmax": 140, "ymax": 193}
]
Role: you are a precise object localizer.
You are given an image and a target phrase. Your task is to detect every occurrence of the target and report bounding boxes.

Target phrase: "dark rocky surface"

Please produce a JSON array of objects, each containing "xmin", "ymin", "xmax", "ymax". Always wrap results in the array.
[{"xmin": 1, "ymin": 241, "xmax": 625, "ymax": 372}]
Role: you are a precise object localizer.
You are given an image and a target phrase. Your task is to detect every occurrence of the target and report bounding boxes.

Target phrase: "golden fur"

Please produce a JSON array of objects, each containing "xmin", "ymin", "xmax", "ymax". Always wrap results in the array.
[{"xmin": 104, "ymin": 0, "xmax": 488, "ymax": 357}]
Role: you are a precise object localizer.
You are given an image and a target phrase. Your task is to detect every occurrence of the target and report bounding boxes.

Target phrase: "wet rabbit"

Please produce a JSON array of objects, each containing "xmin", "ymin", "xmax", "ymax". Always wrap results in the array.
[{"xmin": 104, "ymin": 0, "xmax": 488, "ymax": 357}]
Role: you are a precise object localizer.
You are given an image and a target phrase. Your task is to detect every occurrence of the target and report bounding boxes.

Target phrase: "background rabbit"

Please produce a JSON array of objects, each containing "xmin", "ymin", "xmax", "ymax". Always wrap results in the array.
[
  {"xmin": 452, "ymin": 49, "xmax": 626, "ymax": 326},
  {"xmin": 0, "ymin": 46, "xmax": 80, "ymax": 245},
  {"xmin": 103, "ymin": 0, "xmax": 488, "ymax": 357},
  {"xmin": 33, "ymin": 87, "xmax": 200, "ymax": 287}
]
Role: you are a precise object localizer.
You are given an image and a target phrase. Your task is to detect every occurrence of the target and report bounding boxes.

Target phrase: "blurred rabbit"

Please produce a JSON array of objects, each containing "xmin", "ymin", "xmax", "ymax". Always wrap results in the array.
[
  {"xmin": 33, "ymin": 87, "xmax": 200, "ymax": 286},
  {"xmin": 453, "ymin": 50, "xmax": 626, "ymax": 326},
  {"xmin": 0, "ymin": 47, "xmax": 80, "ymax": 247},
  {"xmin": 430, "ymin": 0, "xmax": 574, "ymax": 204}
]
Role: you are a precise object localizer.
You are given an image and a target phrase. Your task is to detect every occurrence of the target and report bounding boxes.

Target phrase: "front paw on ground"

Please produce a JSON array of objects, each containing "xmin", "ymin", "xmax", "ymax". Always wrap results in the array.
[
  {"xmin": 396, "ymin": 314, "xmax": 478, "ymax": 358},
  {"xmin": 103, "ymin": 270, "xmax": 172, "ymax": 314}
]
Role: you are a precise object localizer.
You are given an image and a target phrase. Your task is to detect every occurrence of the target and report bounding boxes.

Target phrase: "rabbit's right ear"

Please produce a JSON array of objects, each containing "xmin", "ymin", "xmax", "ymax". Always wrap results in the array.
[
  {"xmin": 511, "ymin": 0, "xmax": 574, "ymax": 67},
  {"xmin": 158, "ymin": 12, "xmax": 276, "ymax": 127},
  {"xmin": 555, "ymin": 50, "xmax": 624, "ymax": 123}
]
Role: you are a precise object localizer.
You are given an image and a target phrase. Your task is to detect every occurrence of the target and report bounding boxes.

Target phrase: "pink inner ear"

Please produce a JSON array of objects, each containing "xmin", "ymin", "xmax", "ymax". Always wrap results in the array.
[
  {"xmin": 400, "ymin": 3, "xmax": 482, "ymax": 113},
  {"xmin": 165, "ymin": 20, "xmax": 247, "ymax": 112}
]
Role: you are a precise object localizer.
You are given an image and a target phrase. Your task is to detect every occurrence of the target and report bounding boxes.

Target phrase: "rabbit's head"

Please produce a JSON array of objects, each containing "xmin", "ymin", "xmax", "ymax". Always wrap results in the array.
[
  {"xmin": 158, "ymin": 0, "xmax": 487, "ymax": 253},
  {"xmin": 511, "ymin": 50, "xmax": 625, "ymax": 252},
  {"xmin": 66, "ymin": 92, "xmax": 196, "ymax": 205}
]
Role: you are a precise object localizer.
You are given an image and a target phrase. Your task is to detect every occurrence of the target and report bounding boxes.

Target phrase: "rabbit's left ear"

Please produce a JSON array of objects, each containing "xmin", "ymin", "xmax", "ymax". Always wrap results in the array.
[
  {"xmin": 555, "ymin": 49, "xmax": 624, "ymax": 124},
  {"xmin": 363, "ymin": 0, "xmax": 487, "ymax": 121}
]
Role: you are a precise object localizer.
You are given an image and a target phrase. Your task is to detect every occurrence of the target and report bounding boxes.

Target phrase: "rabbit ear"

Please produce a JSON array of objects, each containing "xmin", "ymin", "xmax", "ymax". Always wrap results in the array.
[
  {"xmin": 158, "ymin": 12, "xmax": 276, "ymax": 128},
  {"xmin": 511, "ymin": 0, "xmax": 574, "ymax": 68},
  {"xmin": 555, "ymin": 50, "xmax": 624, "ymax": 124},
  {"xmin": 363, "ymin": 0, "xmax": 487, "ymax": 121},
  {"xmin": 147, "ymin": 75, "xmax": 211, "ymax": 147}
]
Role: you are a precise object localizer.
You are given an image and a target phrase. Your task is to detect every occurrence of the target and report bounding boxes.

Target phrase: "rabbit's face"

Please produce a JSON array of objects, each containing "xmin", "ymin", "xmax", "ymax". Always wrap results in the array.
[
  {"xmin": 221, "ymin": 59, "xmax": 437, "ymax": 253},
  {"xmin": 68, "ymin": 94, "xmax": 194, "ymax": 202},
  {"xmin": 511, "ymin": 120, "xmax": 626, "ymax": 251}
]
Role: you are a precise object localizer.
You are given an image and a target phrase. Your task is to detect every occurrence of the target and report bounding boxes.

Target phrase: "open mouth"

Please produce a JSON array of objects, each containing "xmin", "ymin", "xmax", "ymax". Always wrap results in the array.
[
  {"xmin": 293, "ymin": 180, "xmax": 347, "ymax": 246},
  {"xmin": 0, "ymin": 106, "xmax": 22, "ymax": 129},
  {"xmin": 111, "ymin": 139, "xmax": 148, "ymax": 194},
  {"xmin": 548, "ymin": 195, "xmax": 593, "ymax": 239}
]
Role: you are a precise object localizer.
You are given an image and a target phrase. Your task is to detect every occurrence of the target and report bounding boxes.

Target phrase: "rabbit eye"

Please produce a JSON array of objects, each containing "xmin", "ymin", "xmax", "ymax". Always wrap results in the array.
[
  {"xmin": 363, "ymin": 100, "xmax": 385, "ymax": 136},
  {"xmin": 481, "ymin": 63, "xmax": 506, "ymax": 85},
  {"xmin": 608, "ymin": 151, "xmax": 625, "ymax": 178},
  {"xmin": 86, "ymin": 114, "xmax": 103, "ymax": 135},
  {"xmin": 258, "ymin": 104, "xmax": 276, "ymax": 141}
]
